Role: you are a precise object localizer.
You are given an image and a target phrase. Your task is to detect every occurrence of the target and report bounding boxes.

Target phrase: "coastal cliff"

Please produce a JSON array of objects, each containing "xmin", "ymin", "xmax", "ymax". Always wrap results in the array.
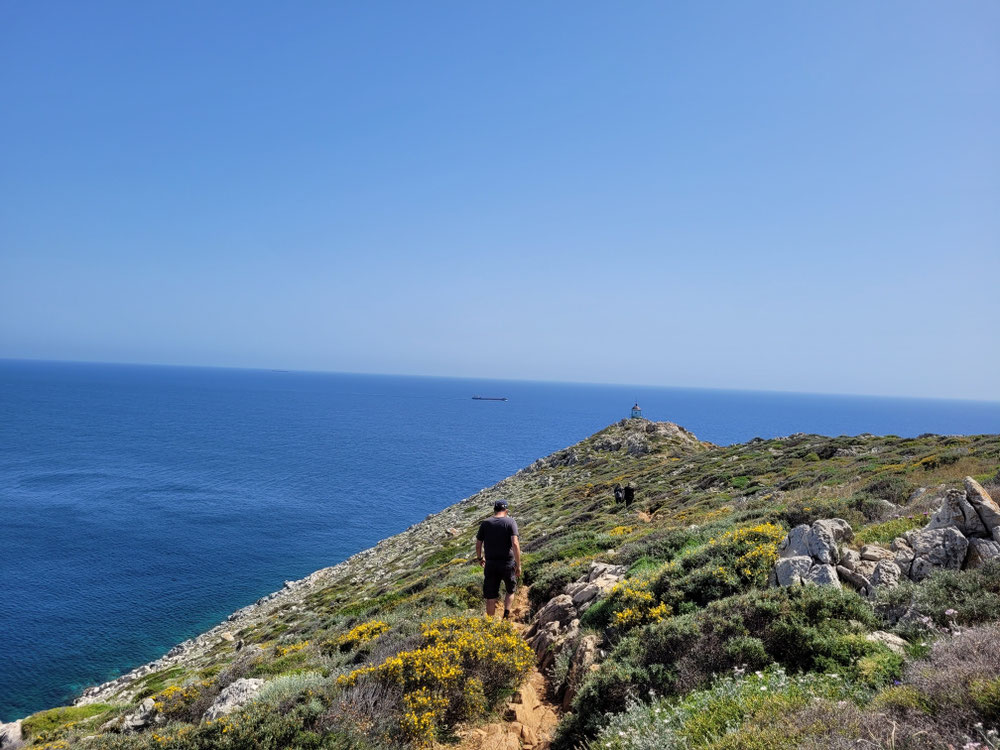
[{"xmin": 3, "ymin": 420, "xmax": 1000, "ymax": 749}]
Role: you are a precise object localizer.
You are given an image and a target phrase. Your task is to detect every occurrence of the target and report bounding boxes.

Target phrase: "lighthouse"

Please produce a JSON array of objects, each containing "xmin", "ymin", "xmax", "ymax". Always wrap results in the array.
[{"xmin": 630, "ymin": 402, "xmax": 643, "ymax": 419}]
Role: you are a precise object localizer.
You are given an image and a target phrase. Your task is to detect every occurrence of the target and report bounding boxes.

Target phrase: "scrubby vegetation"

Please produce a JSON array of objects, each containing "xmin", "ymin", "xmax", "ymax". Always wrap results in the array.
[{"xmin": 14, "ymin": 420, "xmax": 1000, "ymax": 749}]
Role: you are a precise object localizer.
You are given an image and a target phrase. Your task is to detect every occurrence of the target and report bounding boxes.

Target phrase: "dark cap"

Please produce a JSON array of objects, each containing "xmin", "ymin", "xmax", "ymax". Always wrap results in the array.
[{"xmin": 493, "ymin": 499, "xmax": 508, "ymax": 512}]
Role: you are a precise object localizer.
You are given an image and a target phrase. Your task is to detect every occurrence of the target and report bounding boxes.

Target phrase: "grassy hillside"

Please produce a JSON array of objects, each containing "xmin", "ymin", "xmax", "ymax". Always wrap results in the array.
[{"xmin": 9, "ymin": 419, "xmax": 1000, "ymax": 750}]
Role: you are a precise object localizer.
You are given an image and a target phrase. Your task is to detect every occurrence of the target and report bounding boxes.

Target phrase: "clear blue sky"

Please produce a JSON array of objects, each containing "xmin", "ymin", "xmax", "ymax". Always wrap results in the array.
[{"xmin": 1, "ymin": 1, "xmax": 997, "ymax": 400}]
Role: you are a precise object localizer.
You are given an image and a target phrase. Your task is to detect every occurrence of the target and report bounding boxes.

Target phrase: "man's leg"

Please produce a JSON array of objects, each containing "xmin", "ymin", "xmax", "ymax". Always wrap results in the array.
[
  {"xmin": 503, "ymin": 591, "xmax": 514, "ymax": 617},
  {"xmin": 486, "ymin": 598, "xmax": 498, "ymax": 617}
]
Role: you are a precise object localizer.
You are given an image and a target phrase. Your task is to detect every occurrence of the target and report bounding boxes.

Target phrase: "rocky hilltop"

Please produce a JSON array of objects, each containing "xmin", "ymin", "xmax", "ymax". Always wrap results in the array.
[{"xmin": 2, "ymin": 419, "xmax": 999, "ymax": 750}]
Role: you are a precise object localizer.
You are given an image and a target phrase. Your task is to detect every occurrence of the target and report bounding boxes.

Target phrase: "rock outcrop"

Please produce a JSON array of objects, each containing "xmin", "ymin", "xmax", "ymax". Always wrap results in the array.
[
  {"xmin": 100, "ymin": 698, "xmax": 159, "ymax": 733},
  {"xmin": 202, "ymin": 679, "xmax": 265, "ymax": 721},
  {"xmin": 772, "ymin": 478, "xmax": 999, "ymax": 592},
  {"xmin": 773, "ymin": 518, "xmax": 854, "ymax": 590},
  {"xmin": 0, "ymin": 720, "xmax": 22, "ymax": 749}
]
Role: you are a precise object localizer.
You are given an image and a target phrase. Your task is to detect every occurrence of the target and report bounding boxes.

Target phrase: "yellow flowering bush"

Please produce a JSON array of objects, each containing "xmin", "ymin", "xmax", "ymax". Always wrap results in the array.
[
  {"xmin": 274, "ymin": 639, "xmax": 309, "ymax": 657},
  {"xmin": 608, "ymin": 526, "xmax": 634, "ymax": 538},
  {"xmin": 607, "ymin": 578, "xmax": 671, "ymax": 631},
  {"xmin": 651, "ymin": 522, "xmax": 787, "ymax": 608},
  {"xmin": 335, "ymin": 620, "xmax": 389, "ymax": 651},
  {"xmin": 337, "ymin": 615, "xmax": 533, "ymax": 746},
  {"xmin": 707, "ymin": 523, "xmax": 785, "ymax": 583},
  {"xmin": 152, "ymin": 680, "xmax": 214, "ymax": 719}
]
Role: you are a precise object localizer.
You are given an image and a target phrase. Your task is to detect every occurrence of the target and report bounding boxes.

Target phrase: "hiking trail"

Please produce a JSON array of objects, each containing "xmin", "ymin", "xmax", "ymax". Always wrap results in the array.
[{"xmin": 442, "ymin": 586, "xmax": 561, "ymax": 750}]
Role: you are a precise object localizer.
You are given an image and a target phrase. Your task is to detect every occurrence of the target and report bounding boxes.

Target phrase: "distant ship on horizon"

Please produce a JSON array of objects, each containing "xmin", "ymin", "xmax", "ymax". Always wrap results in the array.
[{"xmin": 472, "ymin": 395, "xmax": 508, "ymax": 401}]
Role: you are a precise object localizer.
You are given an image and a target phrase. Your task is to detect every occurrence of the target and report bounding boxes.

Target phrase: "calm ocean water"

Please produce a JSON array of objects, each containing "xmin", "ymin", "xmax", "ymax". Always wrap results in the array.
[{"xmin": 1, "ymin": 360, "xmax": 998, "ymax": 720}]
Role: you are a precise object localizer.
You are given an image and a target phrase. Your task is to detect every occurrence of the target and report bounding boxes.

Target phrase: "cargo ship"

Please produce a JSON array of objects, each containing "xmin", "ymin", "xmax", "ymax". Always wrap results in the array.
[{"xmin": 472, "ymin": 395, "xmax": 508, "ymax": 401}]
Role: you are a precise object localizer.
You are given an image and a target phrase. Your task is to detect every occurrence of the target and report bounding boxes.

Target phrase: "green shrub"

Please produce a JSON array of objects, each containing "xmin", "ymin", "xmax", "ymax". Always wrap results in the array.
[
  {"xmin": 854, "ymin": 515, "xmax": 924, "ymax": 545},
  {"xmin": 970, "ymin": 677, "xmax": 1000, "ymax": 725},
  {"xmin": 22, "ymin": 703, "xmax": 113, "ymax": 739},
  {"xmin": 650, "ymin": 523, "xmax": 785, "ymax": 609},
  {"xmin": 874, "ymin": 559, "xmax": 1000, "ymax": 631},
  {"xmin": 584, "ymin": 666, "xmax": 857, "ymax": 750},
  {"xmin": 862, "ymin": 475, "xmax": 914, "ymax": 505},
  {"xmin": 528, "ymin": 560, "xmax": 583, "ymax": 613},
  {"xmin": 615, "ymin": 528, "xmax": 697, "ymax": 567}
]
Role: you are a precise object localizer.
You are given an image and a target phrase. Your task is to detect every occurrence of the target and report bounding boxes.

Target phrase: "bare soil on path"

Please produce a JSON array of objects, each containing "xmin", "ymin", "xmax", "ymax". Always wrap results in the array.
[{"xmin": 439, "ymin": 587, "xmax": 561, "ymax": 750}]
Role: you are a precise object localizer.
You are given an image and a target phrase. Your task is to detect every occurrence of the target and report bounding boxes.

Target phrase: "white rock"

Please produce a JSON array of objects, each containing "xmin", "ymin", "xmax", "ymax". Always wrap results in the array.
[
  {"xmin": 866, "ymin": 631, "xmax": 908, "ymax": 655},
  {"xmin": 804, "ymin": 564, "xmax": 841, "ymax": 588},
  {"xmin": 965, "ymin": 477, "xmax": 1000, "ymax": 542},
  {"xmin": 870, "ymin": 560, "xmax": 902, "ymax": 589},
  {"xmin": 966, "ymin": 538, "xmax": 1000, "ymax": 569},
  {"xmin": 905, "ymin": 527, "xmax": 968, "ymax": 581},
  {"xmin": 774, "ymin": 556, "xmax": 813, "ymax": 587},
  {"xmin": 0, "ymin": 720, "xmax": 23, "ymax": 748},
  {"xmin": 203, "ymin": 678, "xmax": 265, "ymax": 721}
]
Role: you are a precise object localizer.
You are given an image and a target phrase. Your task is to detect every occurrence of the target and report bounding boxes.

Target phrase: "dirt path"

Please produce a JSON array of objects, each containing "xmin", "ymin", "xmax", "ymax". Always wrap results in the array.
[{"xmin": 443, "ymin": 587, "xmax": 562, "ymax": 750}]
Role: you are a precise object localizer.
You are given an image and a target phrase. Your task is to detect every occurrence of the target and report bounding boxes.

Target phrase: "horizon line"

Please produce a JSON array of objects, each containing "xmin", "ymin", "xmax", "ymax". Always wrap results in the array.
[{"xmin": 2, "ymin": 355, "xmax": 998, "ymax": 406}]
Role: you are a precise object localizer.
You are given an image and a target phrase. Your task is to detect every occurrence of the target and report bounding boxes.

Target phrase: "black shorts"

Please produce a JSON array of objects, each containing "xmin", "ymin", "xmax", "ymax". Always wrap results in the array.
[{"xmin": 483, "ymin": 560, "xmax": 517, "ymax": 599}]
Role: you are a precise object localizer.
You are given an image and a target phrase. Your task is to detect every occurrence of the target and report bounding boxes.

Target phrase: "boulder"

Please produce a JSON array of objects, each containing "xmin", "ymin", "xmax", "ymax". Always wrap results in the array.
[
  {"xmin": 533, "ymin": 595, "xmax": 577, "ymax": 630},
  {"xmin": 866, "ymin": 631, "xmax": 908, "ymax": 656},
  {"xmin": 0, "ymin": 720, "xmax": 22, "ymax": 748},
  {"xmin": 860, "ymin": 545, "xmax": 894, "ymax": 562},
  {"xmin": 203, "ymin": 678, "xmax": 264, "ymax": 721},
  {"xmin": 778, "ymin": 525, "xmax": 812, "ymax": 559},
  {"xmin": 806, "ymin": 518, "xmax": 854, "ymax": 565},
  {"xmin": 119, "ymin": 698, "xmax": 157, "ymax": 732},
  {"xmin": 854, "ymin": 558, "xmax": 879, "ymax": 579},
  {"xmin": 587, "ymin": 562, "xmax": 627, "ymax": 582},
  {"xmin": 965, "ymin": 477, "xmax": 1000, "ymax": 541},
  {"xmin": 905, "ymin": 527, "xmax": 968, "ymax": 582},
  {"xmin": 774, "ymin": 520, "xmax": 854, "ymax": 588},
  {"xmin": 836, "ymin": 565, "xmax": 870, "ymax": 591},
  {"xmin": 839, "ymin": 548, "xmax": 861, "ymax": 571},
  {"xmin": 926, "ymin": 489, "xmax": 987, "ymax": 538},
  {"xmin": 774, "ymin": 556, "xmax": 813, "ymax": 587},
  {"xmin": 966, "ymin": 538, "xmax": 1000, "ymax": 569},
  {"xmin": 869, "ymin": 560, "xmax": 902, "ymax": 590},
  {"xmin": 804, "ymin": 564, "xmax": 840, "ymax": 588}
]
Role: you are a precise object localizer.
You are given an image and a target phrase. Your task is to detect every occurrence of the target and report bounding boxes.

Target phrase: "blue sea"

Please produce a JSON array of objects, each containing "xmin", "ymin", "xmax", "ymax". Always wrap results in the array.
[{"xmin": 1, "ymin": 359, "xmax": 999, "ymax": 721}]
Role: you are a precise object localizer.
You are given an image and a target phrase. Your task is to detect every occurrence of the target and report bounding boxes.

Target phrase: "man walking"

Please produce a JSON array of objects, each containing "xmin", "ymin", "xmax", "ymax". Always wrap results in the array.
[{"xmin": 476, "ymin": 499, "xmax": 521, "ymax": 620}]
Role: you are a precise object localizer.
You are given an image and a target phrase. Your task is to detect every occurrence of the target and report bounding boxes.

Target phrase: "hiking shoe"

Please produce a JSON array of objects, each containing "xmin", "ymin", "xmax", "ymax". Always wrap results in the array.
[{"xmin": 503, "ymin": 609, "xmax": 511, "ymax": 620}]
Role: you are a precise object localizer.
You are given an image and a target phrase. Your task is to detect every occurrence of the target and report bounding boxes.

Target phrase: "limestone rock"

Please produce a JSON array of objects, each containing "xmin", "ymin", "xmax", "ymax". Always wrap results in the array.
[
  {"xmin": 966, "ymin": 538, "xmax": 1000, "ymax": 569},
  {"xmin": 870, "ymin": 560, "xmax": 902, "ymax": 590},
  {"xmin": 965, "ymin": 476, "xmax": 1000, "ymax": 541},
  {"xmin": 120, "ymin": 698, "xmax": 157, "ymax": 732},
  {"xmin": 774, "ymin": 519, "xmax": 854, "ymax": 588},
  {"xmin": 778, "ymin": 525, "xmax": 812, "ymax": 559},
  {"xmin": 839, "ymin": 548, "xmax": 860, "ymax": 571},
  {"xmin": 860, "ymin": 545, "xmax": 894, "ymax": 562},
  {"xmin": 587, "ymin": 562, "xmax": 627, "ymax": 582},
  {"xmin": 562, "ymin": 635, "xmax": 601, "ymax": 711},
  {"xmin": 0, "ymin": 720, "xmax": 23, "ymax": 748},
  {"xmin": 836, "ymin": 565, "xmax": 870, "ymax": 591},
  {"xmin": 891, "ymin": 537, "xmax": 915, "ymax": 575},
  {"xmin": 866, "ymin": 631, "xmax": 908, "ymax": 656},
  {"xmin": 533, "ymin": 595, "xmax": 577, "ymax": 630},
  {"xmin": 774, "ymin": 556, "xmax": 813, "ymax": 587},
  {"xmin": 203, "ymin": 678, "xmax": 264, "ymax": 721},
  {"xmin": 804, "ymin": 564, "xmax": 840, "ymax": 588},
  {"xmin": 926, "ymin": 488, "xmax": 987, "ymax": 537},
  {"xmin": 905, "ymin": 527, "xmax": 968, "ymax": 582}
]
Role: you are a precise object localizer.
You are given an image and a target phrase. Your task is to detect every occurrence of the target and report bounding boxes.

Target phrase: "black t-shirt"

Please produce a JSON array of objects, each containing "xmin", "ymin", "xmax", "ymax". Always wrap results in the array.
[{"xmin": 476, "ymin": 515, "xmax": 519, "ymax": 562}]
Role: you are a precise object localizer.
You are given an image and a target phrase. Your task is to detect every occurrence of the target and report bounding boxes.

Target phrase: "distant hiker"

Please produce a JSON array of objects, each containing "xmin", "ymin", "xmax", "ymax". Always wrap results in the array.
[
  {"xmin": 476, "ymin": 499, "xmax": 521, "ymax": 620},
  {"xmin": 624, "ymin": 485, "xmax": 635, "ymax": 507},
  {"xmin": 613, "ymin": 484, "xmax": 624, "ymax": 504}
]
